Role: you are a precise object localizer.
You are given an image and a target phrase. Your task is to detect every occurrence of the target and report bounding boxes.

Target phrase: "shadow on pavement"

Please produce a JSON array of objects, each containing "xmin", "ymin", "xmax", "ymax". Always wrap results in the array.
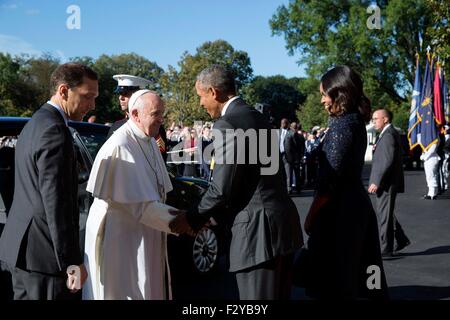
[
  {"xmin": 389, "ymin": 285, "xmax": 450, "ymax": 300},
  {"xmin": 395, "ymin": 245, "xmax": 450, "ymax": 257}
]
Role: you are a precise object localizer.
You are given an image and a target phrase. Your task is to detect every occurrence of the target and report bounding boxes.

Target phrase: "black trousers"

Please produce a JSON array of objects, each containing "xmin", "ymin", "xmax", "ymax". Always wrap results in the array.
[
  {"xmin": 235, "ymin": 254, "xmax": 294, "ymax": 300},
  {"xmin": 0, "ymin": 261, "xmax": 13, "ymax": 299},
  {"xmin": 374, "ymin": 188, "xmax": 409, "ymax": 254},
  {"xmin": 282, "ymin": 154, "xmax": 300, "ymax": 192},
  {"xmin": 306, "ymin": 160, "xmax": 317, "ymax": 186},
  {"xmin": 11, "ymin": 267, "xmax": 78, "ymax": 300}
]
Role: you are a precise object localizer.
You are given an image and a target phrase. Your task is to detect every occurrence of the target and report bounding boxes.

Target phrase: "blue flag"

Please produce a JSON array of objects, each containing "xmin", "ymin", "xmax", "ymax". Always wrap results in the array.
[
  {"xmin": 408, "ymin": 55, "xmax": 421, "ymax": 149},
  {"xmin": 418, "ymin": 56, "xmax": 439, "ymax": 151}
]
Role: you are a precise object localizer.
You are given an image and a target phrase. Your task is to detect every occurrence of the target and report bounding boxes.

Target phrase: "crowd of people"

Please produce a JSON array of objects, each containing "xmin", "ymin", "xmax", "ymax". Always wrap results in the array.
[
  {"xmin": 0, "ymin": 61, "xmax": 449, "ymax": 301},
  {"xmin": 163, "ymin": 119, "xmax": 329, "ymax": 193}
]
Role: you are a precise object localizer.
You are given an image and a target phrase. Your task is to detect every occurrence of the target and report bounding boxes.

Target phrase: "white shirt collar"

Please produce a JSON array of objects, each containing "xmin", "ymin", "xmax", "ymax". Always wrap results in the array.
[
  {"xmin": 221, "ymin": 96, "xmax": 240, "ymax": 116},
  {"xmin": 128, "ymin": 119, "xmax": 151, "ymax": 142},
  {"xmin": 47, "ymin": 101, "xmax": 68, "ymax": 126},
  {"xmin": 379, "ymin": 123, "xmax": 392, "ymax": 137}
]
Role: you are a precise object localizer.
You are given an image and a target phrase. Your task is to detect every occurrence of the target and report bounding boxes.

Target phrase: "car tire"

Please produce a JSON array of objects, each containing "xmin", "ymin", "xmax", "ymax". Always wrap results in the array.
[{"xmin": 192, "ymin": 227, "xmax": 218, "ymax": 273}]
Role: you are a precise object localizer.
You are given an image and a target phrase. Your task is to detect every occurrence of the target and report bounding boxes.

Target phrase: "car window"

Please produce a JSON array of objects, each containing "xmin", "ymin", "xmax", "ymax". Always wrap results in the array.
[
  {"xmin": 77, "ymin": 132, "xmax": 108, "ymax": 159},
  {"xmin": 0, "ymin": 136, "xmax": 17, "ymax": 219}
]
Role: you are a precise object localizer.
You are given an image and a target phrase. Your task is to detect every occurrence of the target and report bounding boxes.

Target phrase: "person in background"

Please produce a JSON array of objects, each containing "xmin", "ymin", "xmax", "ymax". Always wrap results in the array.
[
  {"xmin": 421, "ymin": 137, "xmax": 441, "ymax": 200},
  {"xmin": 368, "ymin": 109, "xmax": 410, "ymax": 257},
  {"xmin": 198, "ymin": 125, "xmax": 213, "ymax": 180},
  {"xmin": 87, "ymin": 115, "xmax": 97, "ymax": 123},
  {"xmin": 106, "ymin": 75, "xmax": 152, "ymax": 139}
]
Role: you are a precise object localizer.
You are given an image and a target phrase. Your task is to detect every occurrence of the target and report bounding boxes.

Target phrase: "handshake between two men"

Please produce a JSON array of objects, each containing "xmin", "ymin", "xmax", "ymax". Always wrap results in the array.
[{"xmin": 169, "ymin": 209, "xmax": 213, "ymax": 238}]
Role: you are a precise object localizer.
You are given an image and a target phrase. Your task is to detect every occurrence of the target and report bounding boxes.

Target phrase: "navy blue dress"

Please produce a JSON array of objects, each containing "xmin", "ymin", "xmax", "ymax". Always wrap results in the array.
[{"xmin": 306, "ymin": 112, "xmax": 388, "ymax": 299}]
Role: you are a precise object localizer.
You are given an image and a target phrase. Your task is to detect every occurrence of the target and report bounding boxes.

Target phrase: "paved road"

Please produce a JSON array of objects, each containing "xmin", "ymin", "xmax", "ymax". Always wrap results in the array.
[{"xmin": 291, "ymin": 165, "xmax": 450, "ymax": 300}]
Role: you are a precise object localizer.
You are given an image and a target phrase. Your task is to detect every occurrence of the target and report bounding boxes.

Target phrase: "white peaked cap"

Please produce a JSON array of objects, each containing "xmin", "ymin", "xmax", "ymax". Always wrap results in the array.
[
  {"xmin": 128, "ymin": 89, "xmax": 152, "ymax": 114},
  {"xmin": 113, "ymin": 74, "xmax": 152, "ymax": 88}
]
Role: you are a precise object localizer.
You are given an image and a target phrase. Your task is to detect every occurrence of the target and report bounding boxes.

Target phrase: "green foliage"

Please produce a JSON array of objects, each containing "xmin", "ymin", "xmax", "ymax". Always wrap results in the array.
[
  {"xmin": 160, "ymin": 40, "xmax": 253, "ymax": 125},
  {"xmin": 425, "ymin": 0, "xmax": 450, "ymax": 75},
  {"xmin": 20, "ymin": 53, "xmax": 60, "ymax": 110},
  {"xmin": 270, "ymin": 0, "xmax": 434, "ymax": 130},
  {"xmin": 0, "ymin": 53, "xmax": 59, "ymax": 116},
  {"xmin": 0, "ymin": 53, "xmax": 20, "ymax": 116},
  {"xmin": 242, "ymin": 75, "xmax": 306, "ymax": 125},
  {"xmin": 295, "ymin": 77, "xmax": 328, "ymax": 131}
]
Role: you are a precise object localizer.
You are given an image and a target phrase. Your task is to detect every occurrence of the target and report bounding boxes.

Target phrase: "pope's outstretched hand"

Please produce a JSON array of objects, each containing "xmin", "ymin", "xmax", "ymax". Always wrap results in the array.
[{"xmin": 169, "ymin": 211, "xmax": 196, "ymax": 237}]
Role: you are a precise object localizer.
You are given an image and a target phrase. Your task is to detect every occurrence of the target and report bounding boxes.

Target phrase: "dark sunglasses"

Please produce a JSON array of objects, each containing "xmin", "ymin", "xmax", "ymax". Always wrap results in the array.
[{"xmin": 114, "ymin": 86, "xmax": 140, "ymax": 95}]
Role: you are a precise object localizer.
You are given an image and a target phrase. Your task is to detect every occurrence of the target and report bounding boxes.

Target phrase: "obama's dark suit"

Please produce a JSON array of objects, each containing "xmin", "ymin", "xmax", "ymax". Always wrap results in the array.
[{"xmin": 188, "ymin": 98, "xmax": 303, "ymax": 299}]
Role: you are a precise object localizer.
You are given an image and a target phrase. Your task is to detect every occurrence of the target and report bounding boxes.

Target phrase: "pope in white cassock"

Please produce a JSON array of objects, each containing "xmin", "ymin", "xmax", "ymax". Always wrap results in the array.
[{"xmin": 83, "ymin": 90, "xmax": 179, "ymax": 300}]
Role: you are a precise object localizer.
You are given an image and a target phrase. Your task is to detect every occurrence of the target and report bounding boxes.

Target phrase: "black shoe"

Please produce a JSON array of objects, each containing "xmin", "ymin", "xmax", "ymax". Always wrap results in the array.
[
  {"xmin": 394, "ymin": 240, "xmax": 410, "ymax": 252},
  {"xmin": 381, "ymin": 251, "xmax": 394, "ymax": 258},
  {"xmin": 423, "ymin": 195, "xmax": 437, "ymax": 200}
]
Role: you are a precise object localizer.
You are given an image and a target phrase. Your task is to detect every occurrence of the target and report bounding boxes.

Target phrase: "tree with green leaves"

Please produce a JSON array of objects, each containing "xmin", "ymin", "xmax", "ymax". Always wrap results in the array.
[
  {"xmin": 270, "ymin": 0, "xmax": 434, "ymax": 129},
  {"xmin": 160, "ymin": 40, "xmax": 253, "ymax": 125},
  {"xmin": 20, "ymin": 53, "xmax": 60, "ymax": 111},
  {"xmin": 0, "ymin": 53, "xmax": 22, "ymax": 116},
  {"xmin": 242, "ymin": 75, "xmax": 305, "ymax": 126},
  {"xmin": 295, "ymin": 78, "xmax": 328, "ymax": 131},
  {"xmin": 0, "ymin": 53, "xmax": 59, "ymax": 117},
  {"xmin": 425, "ymin": 0, "xmax": 450, "ymax": 74}
]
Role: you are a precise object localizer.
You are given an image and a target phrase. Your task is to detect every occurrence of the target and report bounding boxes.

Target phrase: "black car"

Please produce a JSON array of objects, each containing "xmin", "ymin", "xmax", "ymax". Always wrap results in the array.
[{"xmin": 0, "ymin": 117, "xmax": 229, "ymax": 300}]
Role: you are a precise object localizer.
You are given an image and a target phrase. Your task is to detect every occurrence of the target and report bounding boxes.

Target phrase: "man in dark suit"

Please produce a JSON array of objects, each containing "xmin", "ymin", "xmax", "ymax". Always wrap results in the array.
[
  {"xmin": 280, "ymin": 118, "xmax": 296, "ymax": 193},
  {"xmin": 170, "ymin": 65, "xmax": 303, "ymax": 299},
  {"xmin": 369, "ymin": 109, "xmax": 410, "ymax": 257},
  {"xmin": 0, "ymin": 63, "xmax": 98, "ymax": 299},
  {"xmin": 291, "ymin": 122, "xmax": 306, "ymax": 189},
  {"xmin": 285, "ymin": 121, "xmax": 304, "ymax": 193}
]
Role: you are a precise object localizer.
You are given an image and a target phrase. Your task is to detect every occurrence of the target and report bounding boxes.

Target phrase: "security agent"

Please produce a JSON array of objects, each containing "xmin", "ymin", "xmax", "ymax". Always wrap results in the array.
[{"xmin": 106, "ymin": 74, "xmax": 152, "ymax": 139}]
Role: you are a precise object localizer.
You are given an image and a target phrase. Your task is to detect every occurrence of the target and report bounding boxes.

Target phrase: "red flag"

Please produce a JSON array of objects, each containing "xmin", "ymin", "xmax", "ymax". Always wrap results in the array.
[{"xmin": 434, "ymin": 64, "xmax": 445, "ymax": 128}]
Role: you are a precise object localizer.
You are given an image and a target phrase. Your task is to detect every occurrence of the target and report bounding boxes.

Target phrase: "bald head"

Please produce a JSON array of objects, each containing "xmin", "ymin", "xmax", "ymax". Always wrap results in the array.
[
  {"xmin": 130, "ymin": 91, "xmax": 165, "ymax": 137},
  {"xmin": 372, "ymin": 109, "xmax": 392, "ymax": 131}
]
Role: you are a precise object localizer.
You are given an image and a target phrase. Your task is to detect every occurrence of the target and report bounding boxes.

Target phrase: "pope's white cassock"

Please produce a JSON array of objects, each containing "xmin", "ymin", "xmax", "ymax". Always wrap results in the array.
[{"xmin": 83, "ymin": 119, "xmax": 175, "ymax": 300}]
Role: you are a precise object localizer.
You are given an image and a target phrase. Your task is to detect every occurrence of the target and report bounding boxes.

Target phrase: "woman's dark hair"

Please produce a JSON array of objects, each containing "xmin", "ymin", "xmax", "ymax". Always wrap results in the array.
[{"xmin": 320, "ymin": 65, "xmax": 371, "ymax": 122}]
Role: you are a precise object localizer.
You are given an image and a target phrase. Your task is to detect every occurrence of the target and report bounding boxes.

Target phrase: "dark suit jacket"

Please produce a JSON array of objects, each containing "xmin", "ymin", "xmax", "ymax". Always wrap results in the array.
[
  {"xmin": 283, "ymin": 129, "xmax": 304, "ymax": 164},
  {"xmin": 369, "ymin": 125, "xmax": 405, "ymax": 193},
  {"xmin": 106, "ymin": 118, "xmax": 127, "ymax": 140},
  {"xmin": 0, "ymin": 104, "xmax": 81, "ymax": 274},
  {"xmin": 188, "ymin": 98, "xmax": 303, "ymax": 272}
]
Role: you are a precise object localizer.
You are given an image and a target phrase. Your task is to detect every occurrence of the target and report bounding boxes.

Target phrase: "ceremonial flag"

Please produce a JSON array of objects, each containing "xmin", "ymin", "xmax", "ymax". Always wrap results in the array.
[
  {"xmin": 408, "ymin": 54, "xmax": 422, "ymax": 149},
  {"xmin": 418, "ymin": 55, "xmax": 439, "ymax": 151},
  {"xmin": 441, "ymin": 68, "xmax": 449, "ymax": 124},
  {"xmin": 433, "ymin": 63, "xmax": 445, "ymax": 129}
]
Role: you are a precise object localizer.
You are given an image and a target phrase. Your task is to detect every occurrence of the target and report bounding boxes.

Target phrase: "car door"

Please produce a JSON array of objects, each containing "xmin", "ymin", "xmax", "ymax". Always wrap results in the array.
[{"xmin": 69, "ymin": 127, "xmax": 94, "ymax": 254}]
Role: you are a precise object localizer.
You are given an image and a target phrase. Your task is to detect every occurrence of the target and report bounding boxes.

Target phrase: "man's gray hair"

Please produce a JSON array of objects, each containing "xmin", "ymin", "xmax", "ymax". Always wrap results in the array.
[{"xmin": 196, "ymin": 64, "xmax": 236, "ymax": 94}]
